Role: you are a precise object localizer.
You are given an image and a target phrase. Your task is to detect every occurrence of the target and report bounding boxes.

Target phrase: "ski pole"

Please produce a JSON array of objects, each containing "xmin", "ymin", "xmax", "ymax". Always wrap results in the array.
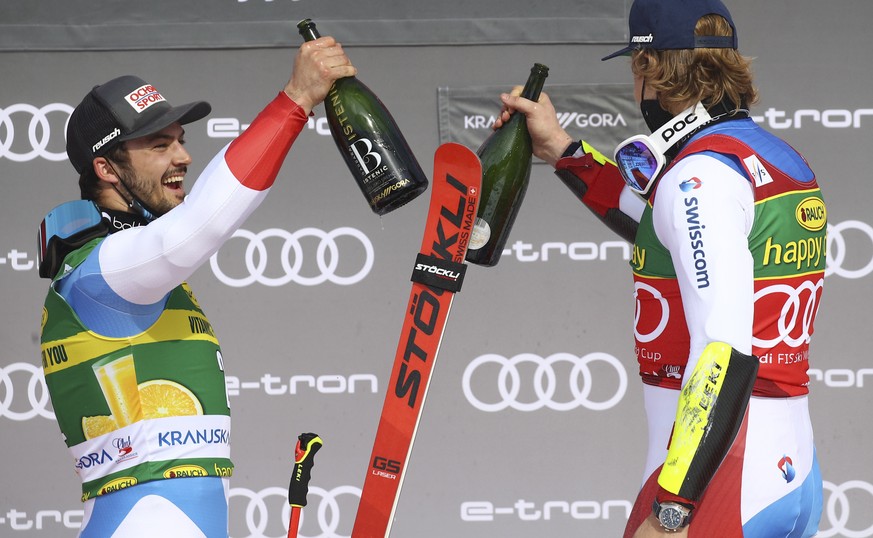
[{"xmin": 287, "ymin": 432, "xmax": 323, "ymax": 538}]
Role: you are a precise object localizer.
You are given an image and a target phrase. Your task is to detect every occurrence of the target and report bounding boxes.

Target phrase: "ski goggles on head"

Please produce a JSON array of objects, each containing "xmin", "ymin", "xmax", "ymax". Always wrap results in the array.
[
  {"xmin": 38, "ymin": 200, "xmax": 108, "ymax": 279},
  {"xmin": 614, "ymin": 102, "xmax": 711, "ymax": 196}
]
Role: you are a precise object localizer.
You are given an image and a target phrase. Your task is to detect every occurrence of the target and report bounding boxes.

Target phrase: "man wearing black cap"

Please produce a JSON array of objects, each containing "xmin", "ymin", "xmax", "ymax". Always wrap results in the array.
[
  {"xmin": 494, "ymin": 0, "xmax": 824, "ymax": 536},
  {"xmin": 38, "ymin": 36, "xmax": 354, "ymax": 536}
]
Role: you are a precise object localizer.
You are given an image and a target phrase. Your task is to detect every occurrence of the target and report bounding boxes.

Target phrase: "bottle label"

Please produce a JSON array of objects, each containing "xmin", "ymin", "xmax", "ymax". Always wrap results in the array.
[
  {"xmin": 325, "ymin": 82, "xmax": 427, "ymax": 213},
  {"xmin": 468, "ymin": 218, "xmax": 491, "ymax": 250},
  {"xmin": 371, "ymin": 178, "xmax": 412, "ymax": 205},
  {"xmin": 350, "ymin": 138, "xmax": 384, "ymax": 179}
]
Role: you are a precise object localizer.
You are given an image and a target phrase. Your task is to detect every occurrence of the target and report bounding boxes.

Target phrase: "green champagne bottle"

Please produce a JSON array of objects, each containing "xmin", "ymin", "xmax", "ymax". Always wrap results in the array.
[
  {"xmin": 297, "ymin": 19, "xmax": 428, "ymax": 216},
  {"xmin": 466, "ymin": 63, "xmax": 549, "ymax": 266}
]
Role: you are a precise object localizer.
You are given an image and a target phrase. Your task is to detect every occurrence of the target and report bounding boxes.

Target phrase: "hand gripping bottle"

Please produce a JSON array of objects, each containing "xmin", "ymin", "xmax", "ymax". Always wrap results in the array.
[{"xmin": 466, "ymin": 63, "xmax": 549, "ymax": 266}]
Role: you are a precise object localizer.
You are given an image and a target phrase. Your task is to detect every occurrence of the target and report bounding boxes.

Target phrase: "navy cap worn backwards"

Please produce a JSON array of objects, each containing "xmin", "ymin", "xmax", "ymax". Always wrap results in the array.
[
  {"xmin": 66, "ymin": 75, "xmax": 211, "ymax": 174},
  {"xmin": 602, "ymin": 0, "xmax": 737, "ymax": 61}
]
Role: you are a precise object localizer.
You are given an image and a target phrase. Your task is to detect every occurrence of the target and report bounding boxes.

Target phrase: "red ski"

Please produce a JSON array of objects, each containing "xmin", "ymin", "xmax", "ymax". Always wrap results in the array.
[{"xmin": 351, "ymin": 143, "xmax": 481, "ymax": 537}]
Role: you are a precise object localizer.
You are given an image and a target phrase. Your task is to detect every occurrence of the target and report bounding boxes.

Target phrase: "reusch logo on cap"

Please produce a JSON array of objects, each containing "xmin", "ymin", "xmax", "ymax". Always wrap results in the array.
[
  {"xmin": 631, "ymin": 34, "xmax": 654, "ymax": 43},
  {"xmin": 92, "ymin": 127, "xmax": 121, "ymax": 153},
  {"xmin": 125, "ymin": 84, "xmax": 166, "ymax": 113}
]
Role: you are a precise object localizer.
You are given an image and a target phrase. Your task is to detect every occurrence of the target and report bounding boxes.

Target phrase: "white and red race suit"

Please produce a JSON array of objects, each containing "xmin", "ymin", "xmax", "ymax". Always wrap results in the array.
[
  {"xmin": 555, "ymin": 116, "xmax": 825, "ymax": 537},
  {"xmin": 41, "ymin": 92, "xmax": 309, "ymax": 537}
]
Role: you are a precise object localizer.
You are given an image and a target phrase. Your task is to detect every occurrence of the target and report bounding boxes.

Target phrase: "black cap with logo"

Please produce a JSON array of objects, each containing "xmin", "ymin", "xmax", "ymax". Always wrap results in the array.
[
  {"xmin": 601, "ymin": 0, "xmax": 737, "ymax": 61},
  {"xmin": 66, "ymin": 75, "xmax": 211, "ymax": 174}
]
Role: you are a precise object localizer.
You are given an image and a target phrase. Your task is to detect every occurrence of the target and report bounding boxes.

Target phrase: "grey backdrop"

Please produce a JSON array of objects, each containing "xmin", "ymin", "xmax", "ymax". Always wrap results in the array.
[{"xmin": 2, "ymin": 1, "xmax": 872, "ymax": 537}]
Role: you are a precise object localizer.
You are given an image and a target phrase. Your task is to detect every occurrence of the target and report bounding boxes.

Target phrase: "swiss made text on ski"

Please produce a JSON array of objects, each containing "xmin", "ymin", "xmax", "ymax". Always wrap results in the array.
[{"xmin": 351, "ymin": 142, "xmax": 482, "ymax": 537}]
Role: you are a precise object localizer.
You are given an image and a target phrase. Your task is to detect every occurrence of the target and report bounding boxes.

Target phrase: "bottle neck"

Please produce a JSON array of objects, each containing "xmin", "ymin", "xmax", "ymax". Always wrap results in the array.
[
  {"xmin": 520, "ymin": 64, "xmax": 548, "ymax": 102},
  {"xmin": 298, "ymin": 19, "xmax": 321, "ymax": 42}
]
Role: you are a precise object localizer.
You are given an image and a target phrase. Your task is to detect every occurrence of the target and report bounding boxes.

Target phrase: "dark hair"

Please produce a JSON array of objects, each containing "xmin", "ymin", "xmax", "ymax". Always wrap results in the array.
[
  {"xmin": 631, "ymin": 14, "xmax": 759, "ymax": 112},
  {"xmin": 78, "ymin": 143, "xmax": 130, "ymax": 201}
]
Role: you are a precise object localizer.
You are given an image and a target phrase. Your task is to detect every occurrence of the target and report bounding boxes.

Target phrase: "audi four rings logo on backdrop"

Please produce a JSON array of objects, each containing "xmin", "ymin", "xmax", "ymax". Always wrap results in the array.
[
  {"xmin": 229, "ymin": 485, "xmax": 360, "ymax": 538},
  {"xmin": 819, "ymin": 480, "xmax": 873, "ymax": 538},
  {"xmin": 0, "ymin": 362, "xmax": 54, "ymax": 421},
  {"xmin": 462, "ymin": 352, "xmax": 627, "ymax": 412},
  {"xmin": 826, "ymin": 220, "xmax": 873, "ymax": 279},
  {"xmin": 209, "ymin": 228, "xmax": 374, "ymax": 287},
  {"xmin": 0, "ymin": 104, "xmax": 73, "ymax": 162}
]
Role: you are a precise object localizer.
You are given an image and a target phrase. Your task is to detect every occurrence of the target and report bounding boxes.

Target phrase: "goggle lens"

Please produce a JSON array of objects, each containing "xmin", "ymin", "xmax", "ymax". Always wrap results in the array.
[
  {"xmin": 616, "ymin": 140, "xmax": 661, "ymax": 194},
  {"xmin": 37, "ymin": 200, "xmax": 103, "ymax": 267}
]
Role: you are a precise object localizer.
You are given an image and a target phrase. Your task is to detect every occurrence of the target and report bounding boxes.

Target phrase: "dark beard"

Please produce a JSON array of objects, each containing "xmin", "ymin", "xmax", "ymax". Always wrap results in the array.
[{"xmin": 114, "ymin": 168, "xmax": 177, "ymax": 220}]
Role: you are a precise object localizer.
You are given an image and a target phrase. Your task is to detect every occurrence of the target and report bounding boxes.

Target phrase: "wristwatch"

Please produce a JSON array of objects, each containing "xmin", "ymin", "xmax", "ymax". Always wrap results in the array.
[{"xmin": 652, "ymin": 500, "xmax": 692, "ymax": 532}]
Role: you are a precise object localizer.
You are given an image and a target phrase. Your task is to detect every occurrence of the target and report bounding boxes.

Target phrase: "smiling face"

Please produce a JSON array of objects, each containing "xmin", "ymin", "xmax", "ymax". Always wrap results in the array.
[{"xmin": 106, "ymin": 122, "xmax": 192, "ymax": 216}]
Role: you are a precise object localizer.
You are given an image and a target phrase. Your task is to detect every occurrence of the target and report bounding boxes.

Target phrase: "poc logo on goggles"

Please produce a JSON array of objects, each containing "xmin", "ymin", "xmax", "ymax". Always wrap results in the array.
[{"xmin": 614, "ymin": 102, "xmax": 712, "ymax": 196}]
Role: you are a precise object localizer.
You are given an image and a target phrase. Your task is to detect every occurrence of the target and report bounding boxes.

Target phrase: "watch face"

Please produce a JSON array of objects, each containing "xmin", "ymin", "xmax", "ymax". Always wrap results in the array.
[{"xmin": 659, "ymin": 507, "xmax": 683, "ymax": 530}]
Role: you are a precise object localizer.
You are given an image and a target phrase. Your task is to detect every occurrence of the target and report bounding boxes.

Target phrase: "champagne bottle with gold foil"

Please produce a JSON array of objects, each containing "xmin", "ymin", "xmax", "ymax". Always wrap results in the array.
[
  {"xmin": 466, "ymin": 63, "xmax": 549, "ymax": 266},
  {"xmin": 297, "ymin": 19, "xmax": 428, "ymax": 216}
]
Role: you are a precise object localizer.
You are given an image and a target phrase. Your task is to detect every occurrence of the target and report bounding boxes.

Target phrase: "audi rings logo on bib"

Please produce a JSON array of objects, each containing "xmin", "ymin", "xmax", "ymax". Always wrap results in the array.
[
  {"xmin": 229, "ymin": 485, "xmax": 360, "ymax": 538},
  {"xmin": 0, "ymin": 362, "xmax": 54, "ymax": 421},
  {"xmin": 818, "ymin": 480, "xmax": 873, "ymax": 538},
  {"xmin": 827, "ymin": 220, "xmax": 873, "ymax": 279},
  {"xmin": 462, "ymin": 352, "xmax": 627, "ymax": 412},
  {"xmin": 0, "ymin": 103, "xmax": 74, "ymax": 162},
  {"xmin": 753, "ymin": 278, "xmax": 823, "ymax": 350},
  {"xmin": 209, "ymin": 227, "xmax": 374, "ymax": 287}
]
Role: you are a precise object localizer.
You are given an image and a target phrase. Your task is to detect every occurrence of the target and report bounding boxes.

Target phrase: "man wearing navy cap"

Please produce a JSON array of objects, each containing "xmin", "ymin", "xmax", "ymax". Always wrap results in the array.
[
  {"xmin": 38, "ymin": 35, "xmax": 355, "ymax": 537},
  {"xmin": 495, "ymin": 0, "xmax": 825, "ymax": 536}
]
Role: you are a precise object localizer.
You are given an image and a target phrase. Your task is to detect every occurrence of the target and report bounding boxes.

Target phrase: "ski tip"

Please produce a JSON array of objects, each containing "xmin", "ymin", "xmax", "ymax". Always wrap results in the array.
[
  {"xmin": 437, "ymin": 141, "xmax": 468, "ymax": 152},
  {"xmin": 435, "ymin": 142, "xmax": 478, "ymax": 163},
  {"xmin": 434, "ymin": 143, "xmax": 482, "ymax": 186}
]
